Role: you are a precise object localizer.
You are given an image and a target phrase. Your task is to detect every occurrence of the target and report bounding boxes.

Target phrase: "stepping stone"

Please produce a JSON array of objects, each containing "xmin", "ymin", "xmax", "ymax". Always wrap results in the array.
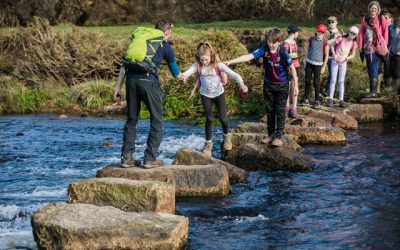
[
  {"xmin": 172, "ymin": 147, "xmax": 246, "ymax": 183},
  {"xmin": 297, "ymin": 106, "xmax": 358, "ymax": 130},
  {"xmin": 31, "ymin": 202, "xmax": 188, "ymax": 249},
  {"xmin": 68, "ymin": 177, "xmax": 175, "ymax": 214},
  {"xmin": 224, "ymin": 143, "xmax": 314, "ymax": 172},
  {"xmin": 96, "ymin": 165, "xmax": 230, "ymax": 197},
  {"xmin": 233, "ymin": 122, "xmax": 345, "ymax": 145},
  {"xmin": 344, "ymin": 104, "xmax": 383, "ymax": 122}
]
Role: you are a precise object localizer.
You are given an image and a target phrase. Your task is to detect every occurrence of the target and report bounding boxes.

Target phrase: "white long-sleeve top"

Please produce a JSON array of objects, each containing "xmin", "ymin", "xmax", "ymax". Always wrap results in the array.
[{"xmin": 183, "ymin": 62, "xmax": 244, "ymax": 98}]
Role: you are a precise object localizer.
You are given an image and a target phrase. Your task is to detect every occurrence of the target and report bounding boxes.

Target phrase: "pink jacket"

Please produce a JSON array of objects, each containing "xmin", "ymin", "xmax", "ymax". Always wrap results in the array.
[{"xmin": 358, "ymin": 15, "xmax": 389, "ymax": 49}]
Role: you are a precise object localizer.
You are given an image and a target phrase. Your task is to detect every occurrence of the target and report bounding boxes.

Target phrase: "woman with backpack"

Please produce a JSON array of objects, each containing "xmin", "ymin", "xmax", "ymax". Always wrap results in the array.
[
  {"xmin": 182, "ymin": 42, "xmax": 248, "ymax": 156},
  {"xmin": 359, "ymin": 1, "xmax": 389, "ymax": 97},
  {"xmin": 326, "ymin": 26, "xmax": 359, "ymax": 108}
]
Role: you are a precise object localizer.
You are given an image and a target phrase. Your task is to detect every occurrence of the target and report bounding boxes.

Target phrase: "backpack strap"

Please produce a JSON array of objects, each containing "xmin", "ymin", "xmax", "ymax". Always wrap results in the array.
[{"xmin": 309, "ymin": 36, "xmax": 313, "ymax": 46}]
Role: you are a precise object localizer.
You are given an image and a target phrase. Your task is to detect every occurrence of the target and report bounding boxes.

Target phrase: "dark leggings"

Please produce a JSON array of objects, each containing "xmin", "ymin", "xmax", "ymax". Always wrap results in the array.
[
  {"xmin": 201, "ymin": 93, "xmax": 229, "ymax": 141},
  {"xmin": 385, "ymin": 54, "xmax": 400, "ymax": 80},
  {"xmin": 304, "ymin": 62, "xmax": 322, "ymax": 102}
]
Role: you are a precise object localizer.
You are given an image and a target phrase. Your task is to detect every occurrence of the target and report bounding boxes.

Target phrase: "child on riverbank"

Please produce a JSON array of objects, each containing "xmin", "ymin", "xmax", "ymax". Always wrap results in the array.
[
  {"xmin": 301, "ymin": 24, "xmax": 329, "ymax": 109},
  {"xmin": 226, "ymin": 27, "xmax": 298, "ymax": 147},
  {"xmin": 326, "ymin": 26, "xmax": 359, "ymax": 108},
  {"xmin": 324, "ymin": 16, "xmax": 344, "ymax": 97},
  {"xmin": 182, "ymin": 42, "xmax": 248, "ymax": 156},
  {"xmin": 284, "ymin": 24, "xmax": 302, "ymax": 118}
]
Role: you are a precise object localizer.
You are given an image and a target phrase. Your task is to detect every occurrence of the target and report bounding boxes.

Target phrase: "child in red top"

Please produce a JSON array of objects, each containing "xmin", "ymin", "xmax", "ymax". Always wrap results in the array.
[{"xmin": 284, "ymin": 25, "xmax": 302, "ymax": 118}]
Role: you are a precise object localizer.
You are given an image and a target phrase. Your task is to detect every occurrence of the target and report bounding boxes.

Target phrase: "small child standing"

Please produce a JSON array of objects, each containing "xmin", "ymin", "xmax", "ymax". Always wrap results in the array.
[
  {"xmin": 182, "ymin": 42, "xmax": 248, "ymax": 156},
  {"xmin": 284, "ymin": 24, "xmax": 302, "ymax": 118},
  {"xmin": 226, "ymin": 28, "xmax": 298, "ymax": 147},
  {"xmin": 301, "ymin": 24, "xmax": 329, "ymax": 109},
  {"xmin": 326, "ymin": 26, "xmax": 359, "ymax": 108}
]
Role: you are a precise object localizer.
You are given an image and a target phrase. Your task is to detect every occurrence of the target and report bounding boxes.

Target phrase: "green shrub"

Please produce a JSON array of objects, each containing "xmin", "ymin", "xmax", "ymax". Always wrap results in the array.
[{"xmin": 72, "ymin": 79, "xmax": 114, "ymax": 109}]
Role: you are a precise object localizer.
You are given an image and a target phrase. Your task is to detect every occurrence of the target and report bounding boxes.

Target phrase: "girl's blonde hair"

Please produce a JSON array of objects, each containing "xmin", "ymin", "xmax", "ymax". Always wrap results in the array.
[
  {"xmin": 367, "ymin": 1, "xmax": 381, "ymax": 15},
  {"xmin": 195, "ymin": 42, "xmax": 219, "ymax": 67}
]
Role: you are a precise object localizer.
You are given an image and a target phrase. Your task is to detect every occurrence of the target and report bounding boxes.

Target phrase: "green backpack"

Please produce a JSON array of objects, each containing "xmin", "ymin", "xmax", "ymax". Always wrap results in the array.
[{"xmin": 123, "ymin": 27, "xmax": 164, "ymax": 73}]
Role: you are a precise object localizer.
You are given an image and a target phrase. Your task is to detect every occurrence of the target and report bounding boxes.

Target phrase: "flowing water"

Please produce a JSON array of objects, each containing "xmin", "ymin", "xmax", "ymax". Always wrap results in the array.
[{"xmin": 0, "ymin": 115, "xmax": 399, "ymax": 249}]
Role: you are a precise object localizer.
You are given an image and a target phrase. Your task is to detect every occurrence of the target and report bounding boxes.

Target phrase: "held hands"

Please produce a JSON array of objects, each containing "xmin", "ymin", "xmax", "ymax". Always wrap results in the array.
[{"xmin": 177, "ymin": 73, "xmax": 187, "ymax": 83}]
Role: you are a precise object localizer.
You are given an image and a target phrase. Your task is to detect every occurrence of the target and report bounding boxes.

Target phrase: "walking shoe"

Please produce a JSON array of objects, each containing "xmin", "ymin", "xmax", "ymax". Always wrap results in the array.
[
  {"xmin": 271, "ymin": 138, "xmax": 283, "ymax": 147},
  {"xmin": 121, "ymin": 155, "xmax": 141, "ymax": 168},
  {"xmin": 261, "ymin": 135, "xmax": 274, "ymax": 144},
  {"xmin": 223, "ymin": 133, "xmax": 233, "ymax": 151},
  {"xmin": 143, "ymin": 159, "xmax": 164, "ymax": 169},
  {"xmin": 202, "ymin": 140, "xmax": 213, "ymax": 157},
  {"xmin": 327, "ymin": 98, "xmax": 334, "ymax": 107},
  {"xmin": 339, "ymin": 100, "xmax": 346, "ymax": 108},
  {"xmin": 288, "ymin": 107, "xmax": 298, "ymax": 118},
  {"xmin": 312, "ymin": 101, "xmax": 321, "ymax": 109},
  {"xmin": 300, "ymin": 99, "xmax": 310, "ymax": 106}
]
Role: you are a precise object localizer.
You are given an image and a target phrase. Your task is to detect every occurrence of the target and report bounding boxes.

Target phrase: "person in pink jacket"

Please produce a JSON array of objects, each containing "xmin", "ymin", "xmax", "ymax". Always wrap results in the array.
[{"xmin": 359, "ymin": 1, "xmax": 388, "ymax": 97}]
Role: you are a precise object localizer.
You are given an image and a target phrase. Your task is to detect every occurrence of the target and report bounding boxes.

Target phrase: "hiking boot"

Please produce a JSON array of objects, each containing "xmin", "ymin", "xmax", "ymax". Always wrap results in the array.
[
  {"xmin": 261, "ymin": 135, "xmax": 274, "ymax": 144},
  {"xmin": 202, "ymin": 140, "xmax": 213, "ymax": 157},
  {"xmin": 300, "ymin": 99, "xmax": 310, "ymax": 106},
  {"xmin": 312, "ymin": 101, "xmax": 321, "ymax": 109},
  {"xmin": 327, "ymin": 98, "xmax": 334, "ymax": 107},
  {"xmin": 288, "ymin": 107, "xmax": 298, "ymax": 118},
  {"xmin": 121, "ymin": 155, "xmax": 141, "ymax": 168},
  {"xmin": 339, "ymin": 100, "xmax": 346, "ymax": 108},
  {"xmin": 223, "ymin": 133, "xmax": 233, "ymax": 151},
  {"xmin": 143, "ymin": 159, "xmax": 164, "ymax": 169},
  {"xmin": 271, "ymin": 138, "xmax": 283, "ymax": 147},
  {"xmin": 367, "ymin": 77, "xmax": 378, "ymax": 98}
]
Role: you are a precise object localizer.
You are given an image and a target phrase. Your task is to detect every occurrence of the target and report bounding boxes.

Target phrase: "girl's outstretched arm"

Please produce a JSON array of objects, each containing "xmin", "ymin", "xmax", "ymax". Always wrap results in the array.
[
  {"xmin": 347, "ymin": 44, "xmax": 358, "ymax": 61},
  {"xmin": 218, "ymin": 62, "xmax": 248, "ymax": 93},
  {"xmin": 225, "ymin": 53, "xmax": 255, "ymax": 66}
]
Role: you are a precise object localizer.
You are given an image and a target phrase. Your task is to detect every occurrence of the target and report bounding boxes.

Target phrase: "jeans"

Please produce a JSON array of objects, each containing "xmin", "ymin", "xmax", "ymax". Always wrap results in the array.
[
  {"xmin": 304, "ymin": 62, "xmax": 322, "ymax": 102},
  {"xmin": 365, "ymin": 52, "xmax": 380, "ymax": 78}
]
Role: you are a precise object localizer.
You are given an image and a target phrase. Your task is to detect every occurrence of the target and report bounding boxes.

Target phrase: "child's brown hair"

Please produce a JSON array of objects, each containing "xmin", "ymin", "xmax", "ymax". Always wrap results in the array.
[
  {"xmin": 195, "ymin": 42, "xmax": 219, "ymax": 67},
  {"xmin": 265, "ymin": 27, "xmax": 284, "ymax": 43}
]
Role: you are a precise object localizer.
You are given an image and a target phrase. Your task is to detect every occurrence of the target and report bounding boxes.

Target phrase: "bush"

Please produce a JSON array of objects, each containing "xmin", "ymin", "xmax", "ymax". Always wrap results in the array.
[{"xmin": 72, "ymin": 79, "xmax": 114, "ymax": 109}]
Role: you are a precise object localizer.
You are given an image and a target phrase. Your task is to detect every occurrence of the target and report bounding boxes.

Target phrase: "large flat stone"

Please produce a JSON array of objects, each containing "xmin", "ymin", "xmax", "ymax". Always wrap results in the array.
[
  {"xmin": 297, "ymin": 106, "xmax": 358, "ymax": 130},
  {"xmin": 224, "ymin": 143, "xmax": 314, "ymax": 172},
  {"xmin": 285, "ymin": 125, "xmax": 346, "ymax": 145},
  {"xmin": 96, "ymin": 165, "xmax": 230, "ymax": 197},
  {"xmin": 172, "ymin": 147, "xmax": 246, "ymax": 183},
  {"xmin": 232, "ymin": 122, "xmax": 345, "ymax": 145},
  {"xmin": 344, "ymin": 104, "xmax": 383, "ymax": 122},
  {"xmin": 31, "ymin": 202, "xmax": 188, "ymax": 250},
  {"xmin": 68, "ymin": 178, "xmax": 175, "ymax": 214}
]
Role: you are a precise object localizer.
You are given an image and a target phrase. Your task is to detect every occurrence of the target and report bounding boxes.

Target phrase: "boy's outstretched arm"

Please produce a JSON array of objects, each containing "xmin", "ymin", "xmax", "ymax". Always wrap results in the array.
[{"xmin": 225, "ymin": 53, "xmax": 255, "ymax": 66}]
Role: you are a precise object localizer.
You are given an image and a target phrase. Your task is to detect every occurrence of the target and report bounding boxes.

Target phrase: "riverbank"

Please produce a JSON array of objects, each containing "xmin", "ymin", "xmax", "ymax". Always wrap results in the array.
[{"xmin": 4, "ymin": 17, "xmax": 397, "ymax": 120}]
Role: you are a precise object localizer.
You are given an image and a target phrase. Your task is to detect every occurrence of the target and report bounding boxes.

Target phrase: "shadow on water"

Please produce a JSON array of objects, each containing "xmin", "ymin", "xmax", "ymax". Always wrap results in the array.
[{"xmin": 0, "ymin": 116, "xmax": 399, "ymax": 249}]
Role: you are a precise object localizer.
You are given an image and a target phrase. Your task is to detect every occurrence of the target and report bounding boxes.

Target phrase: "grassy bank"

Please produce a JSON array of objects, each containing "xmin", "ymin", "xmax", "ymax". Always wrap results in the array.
[{"xmin": 0, "ymin": 18, "xmax": 371, "ymax": 118}]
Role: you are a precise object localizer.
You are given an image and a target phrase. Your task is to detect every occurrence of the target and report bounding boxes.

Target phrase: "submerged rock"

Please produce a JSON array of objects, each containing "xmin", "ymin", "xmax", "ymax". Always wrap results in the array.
[
  {"xmin": 223, "ymin": 143, "xmax": 314, "ymax": 171},
  {"xmin": 96, "ymin": 164, "xmax": 230, "ymax": 197},
  {"xmin": 68, "ymin": 178, "xmax": 175, "ymax": 214},
  {"xmin": 172, "ymin": 147, "xmax": 247, "ymax": 183},
  {"xmin": 31, "ymin": 202, "xmax": 188, "ymax": 249}
]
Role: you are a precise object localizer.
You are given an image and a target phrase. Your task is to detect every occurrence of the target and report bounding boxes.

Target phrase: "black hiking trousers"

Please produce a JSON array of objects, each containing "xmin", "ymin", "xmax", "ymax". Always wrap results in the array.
[
  {"xmin": 304, "ymin": 62, "xmax": 322, "ymax": 103},
  {"xmin": 264, "ymin": 81, "xmax": 289, "ymax": 139},
  {"xmin": 122, "ymin": 77, "xmax": 163, "ymax": 162}
]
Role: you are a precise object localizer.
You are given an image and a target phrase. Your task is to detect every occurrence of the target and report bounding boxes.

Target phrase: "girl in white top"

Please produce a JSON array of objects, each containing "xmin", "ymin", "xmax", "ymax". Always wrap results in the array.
[{"xmin": 182, "ymin": 42, "xmax": 248, "ymax": 156}]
